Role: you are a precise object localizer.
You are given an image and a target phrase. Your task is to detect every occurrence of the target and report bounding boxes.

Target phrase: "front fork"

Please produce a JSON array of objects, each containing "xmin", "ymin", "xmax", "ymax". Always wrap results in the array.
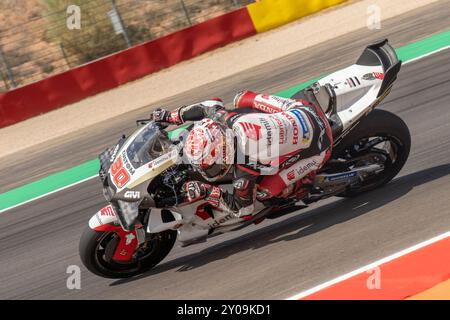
[{"xmin": 88, "ymin": 205, "xmax": 145, "ymax": 262}]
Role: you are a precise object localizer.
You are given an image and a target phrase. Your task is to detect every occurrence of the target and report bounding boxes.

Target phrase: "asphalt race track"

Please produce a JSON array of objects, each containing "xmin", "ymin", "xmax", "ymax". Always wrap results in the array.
[{"xmin": 0, "ymin": 1, "xmax": 449, "ymax": 299}]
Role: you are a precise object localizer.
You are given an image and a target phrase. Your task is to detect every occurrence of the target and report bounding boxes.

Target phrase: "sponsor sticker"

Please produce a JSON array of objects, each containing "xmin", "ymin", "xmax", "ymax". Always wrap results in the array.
[
  {"xmin": 254, "ymin": 102, "xmax": 281, "ymax": 113},
  {"xmin": 233, "ymin": 178, "xmax": 248, "ymax": 190},
  {"xmin": 284, "ymin": 159, "xmax": 320, "ymax": 184},
  {"xmin": 326, "ymin": 171, "xmax": 357, "ymax": 182},
  {"xmin": 260, "ymin": 118, "xmax": 273, "ymax": 147},
  {"xmin": 282, "ymin": 112, "xmax": 300, "ymax": 145},
  {"xmin": 125, "ymin": 233, "xmax": 136, "ymax": 246},
  {"xmin": 290, "ymin": 110, "xmax": 309, "ymax": 134},
  {"xmin": 121, "ymin": 151, "xmax": 135, "ymax": 175},
  {"xmin": 206, "ymin": 186, "xmax": 221, "ymax": 208},
  {"xmin": 280, "ymin": 152, "xmax": 302, "ymax": 170},
  {"xmin": 269, "ymin": 115, "xmax": 286, "ymax": 144},
  {"xmin": 363, "ymin": 72, "xmax": 384, "ymax": 81},
  {"xmin": 152, "ymin": 152, "xmax": 173, "ymax": 167},
  {"xmin": 100, "ymin": 205, "xmax": 115, "ymax": 217},
  {"xmin": 208, "ymin": 212, "xmax": 235, "ymax": 228},
  {"xmin": 362, "ymin": 73, "xmax": 376, "ymax": 81},
  {"xmin": 239, "ymin": 122, "xmax": 262, "ymax": 141},
  {"xmin": 295, "ymin": 159, "xmax": 319, "ymax": 175},
  {"xmin": 256, "ymin": 189, "xmax": 271, "ymax": 200},
  {"xmin": 124, "ymin": 190, "xmax": 140, "ymax": 199},
  {"xmin": 374, "ymin": 72, "xmax": 385, "ymax": 80},
  {"xmin": 109, "ymin": 144, "xmax": 120, "ymax": 162},
  {"xmin": 289, "ymin": 110, "xmax": 311, "ymax": 143},
  {"xmin": 287, "ymin": 170, "xmax": 295, "ymax": 181}
]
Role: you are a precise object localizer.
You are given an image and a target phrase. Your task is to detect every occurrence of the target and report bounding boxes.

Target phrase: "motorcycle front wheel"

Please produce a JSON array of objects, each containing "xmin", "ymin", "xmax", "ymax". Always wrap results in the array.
[{"xmin": 79, "ymin": 226, "xmax": 177, "ymax": 278}]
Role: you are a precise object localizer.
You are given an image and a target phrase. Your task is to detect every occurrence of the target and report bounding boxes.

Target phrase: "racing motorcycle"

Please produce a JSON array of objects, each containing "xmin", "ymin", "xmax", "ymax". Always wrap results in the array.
[{"xmin": 79, "ymin": 39, "xmax": 411, "ymax": 278}]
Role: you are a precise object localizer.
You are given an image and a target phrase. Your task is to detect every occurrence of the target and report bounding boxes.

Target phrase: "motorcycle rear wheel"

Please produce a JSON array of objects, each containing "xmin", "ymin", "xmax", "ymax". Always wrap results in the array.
[{"xmin": 332, "ymin": 109, "xmax": 411, "ymax": 198}]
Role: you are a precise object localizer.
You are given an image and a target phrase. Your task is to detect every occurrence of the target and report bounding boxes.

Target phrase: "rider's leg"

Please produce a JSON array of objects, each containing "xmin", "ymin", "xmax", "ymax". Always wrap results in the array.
[{"xmin": 257, "ymin": 150, "xmax": 329, "ymax": 199}]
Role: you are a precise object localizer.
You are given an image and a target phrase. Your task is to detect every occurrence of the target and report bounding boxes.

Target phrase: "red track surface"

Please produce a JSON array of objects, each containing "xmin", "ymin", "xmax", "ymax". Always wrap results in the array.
[{"xmin": 302, "ymin": 236, "xmax": 450, "ymax": 300}]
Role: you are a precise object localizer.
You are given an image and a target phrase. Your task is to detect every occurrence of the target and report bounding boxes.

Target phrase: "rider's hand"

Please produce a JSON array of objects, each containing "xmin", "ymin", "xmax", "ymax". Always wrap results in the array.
[
  {"xmin": 151, "ymin": 108, "xmax": 171, "ymax": 123},
  {"xmin": 183, "ymin": 181, "xmax": 208, "ymax": 203}
]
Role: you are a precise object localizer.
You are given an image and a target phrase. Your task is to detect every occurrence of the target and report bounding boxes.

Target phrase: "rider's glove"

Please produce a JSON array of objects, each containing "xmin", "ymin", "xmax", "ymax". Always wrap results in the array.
[
  {"xmin": 151, "ymin": 108, "xmax": 171, "ymax": 123},
  {"xmin": 151, "ymin": 108, "xmax": 183, "ymax": 125},
  {"xmin": 182, "ymin": 181, "xmax": 223, "ymax": 208},
  {"xmin": 183, "ymin": 181, "xmax": 208, "ymax": 203}
]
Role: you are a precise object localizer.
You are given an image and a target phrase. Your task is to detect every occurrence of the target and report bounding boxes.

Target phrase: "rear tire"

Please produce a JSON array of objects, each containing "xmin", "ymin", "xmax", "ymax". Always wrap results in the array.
[
  {"xmin": 333, "ymin": 109, "xmax": 411, "ymax": 197},
  {"xmin": 79, "ymin": 226, "xmax": 177, "ymax": 278}
]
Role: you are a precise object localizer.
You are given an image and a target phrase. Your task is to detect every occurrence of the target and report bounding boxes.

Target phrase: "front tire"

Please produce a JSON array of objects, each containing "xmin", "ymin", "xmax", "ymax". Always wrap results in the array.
[
  {"xmin": 79, "ymin": 226, "xmax": 177, "ymax": 278},
  {"xmin": 332, "ymin": 109, "xmax": 411, "ymax": 197}
]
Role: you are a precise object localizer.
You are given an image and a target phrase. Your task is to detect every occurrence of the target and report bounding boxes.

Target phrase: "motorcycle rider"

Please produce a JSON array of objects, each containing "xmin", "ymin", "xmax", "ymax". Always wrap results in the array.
[{"xmin": 152, "ymin": 90, "xmax": 333, "ymax": 218}]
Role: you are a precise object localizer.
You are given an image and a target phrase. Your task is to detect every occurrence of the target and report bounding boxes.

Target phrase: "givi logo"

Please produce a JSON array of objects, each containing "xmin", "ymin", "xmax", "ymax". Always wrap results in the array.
[{"xmin": 124, "ymin": 191, "xmax": 140, "ymax": 199}]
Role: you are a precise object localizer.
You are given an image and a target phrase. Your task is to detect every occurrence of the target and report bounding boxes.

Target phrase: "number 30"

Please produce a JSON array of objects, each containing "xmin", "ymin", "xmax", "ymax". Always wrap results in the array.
[{"xmin": 110, "ymin": 157, "xmax": 130, "ymax": 188}]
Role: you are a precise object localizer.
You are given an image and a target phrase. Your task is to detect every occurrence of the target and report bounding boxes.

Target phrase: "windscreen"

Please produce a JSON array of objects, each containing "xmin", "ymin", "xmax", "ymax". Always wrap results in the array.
[{"xmin": 125, "ymin": 123, "xmax": 173, "ymax": 169}]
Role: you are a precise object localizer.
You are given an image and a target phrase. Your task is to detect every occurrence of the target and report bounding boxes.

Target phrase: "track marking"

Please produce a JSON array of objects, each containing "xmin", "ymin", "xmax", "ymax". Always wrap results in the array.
[
  {"xmin": 0, "ymin": 175, "xmax": 97, "ymax": 214},
  {"xmin": 403, "ymin": 45, "xmax": 450, "ymax": 65},
  {"xmin": 286, "ymin": 230, "xmax": 450, "ymax": 300}
]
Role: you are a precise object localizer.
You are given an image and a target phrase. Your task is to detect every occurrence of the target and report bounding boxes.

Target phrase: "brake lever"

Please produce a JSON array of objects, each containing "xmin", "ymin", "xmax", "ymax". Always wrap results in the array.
[
  {"xmin": 136, "ymin": 118, "xmax": 151, "ymax": 126},
  {"xmin": 155, "ymin": 122, "xmax": 170, "ymax": 130}
]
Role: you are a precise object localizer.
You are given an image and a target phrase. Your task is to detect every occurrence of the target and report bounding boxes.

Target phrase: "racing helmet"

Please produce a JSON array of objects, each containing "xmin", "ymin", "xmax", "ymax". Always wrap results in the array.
[{"xmin": 184, "ymin": 118, "xmax": 234, "ymax": 182}]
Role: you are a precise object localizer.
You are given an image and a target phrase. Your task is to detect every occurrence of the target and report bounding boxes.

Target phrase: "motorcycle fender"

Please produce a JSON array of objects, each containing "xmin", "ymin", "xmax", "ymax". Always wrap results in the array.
[
  {"xmin": 147, "ymin": 208, "xmax": 183, "ymax": 234},
  {"xmin": 88, "ymin": 205, "xmax": 119, "ymax": 231},
  {"xmin": 88, "ymin": 205, "xmax": 141, "ymax": 262}
]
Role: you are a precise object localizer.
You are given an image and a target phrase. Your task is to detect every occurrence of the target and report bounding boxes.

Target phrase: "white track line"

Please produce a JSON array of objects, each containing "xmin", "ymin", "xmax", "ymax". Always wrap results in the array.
[
  {"xmin": 1, "ymin": 44, "xmax": 450, "ymax": 214},
  {"xmin": 0, "ymin": 175, "xmax": 98, "ymax": 214},
  {"xmin": 403, "ymin": 45, "xmax": 450, "ymax": 65},
  {"xmin": 286, "ymin": 230, "xmax": 450, "ymax": 300}
]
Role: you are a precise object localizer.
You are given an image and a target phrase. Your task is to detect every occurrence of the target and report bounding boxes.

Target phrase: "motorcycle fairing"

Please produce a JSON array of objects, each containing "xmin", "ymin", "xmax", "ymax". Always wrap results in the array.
[{"xmin": 293, "ymin": 39, "xmax": 401, "ymax": 140}]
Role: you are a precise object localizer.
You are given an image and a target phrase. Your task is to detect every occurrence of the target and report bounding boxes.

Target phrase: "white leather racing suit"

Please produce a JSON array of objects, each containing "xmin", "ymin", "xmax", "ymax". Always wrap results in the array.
[{"xmin": 160, "ymin": 90, "xmax": 333, "ymax": 216}]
